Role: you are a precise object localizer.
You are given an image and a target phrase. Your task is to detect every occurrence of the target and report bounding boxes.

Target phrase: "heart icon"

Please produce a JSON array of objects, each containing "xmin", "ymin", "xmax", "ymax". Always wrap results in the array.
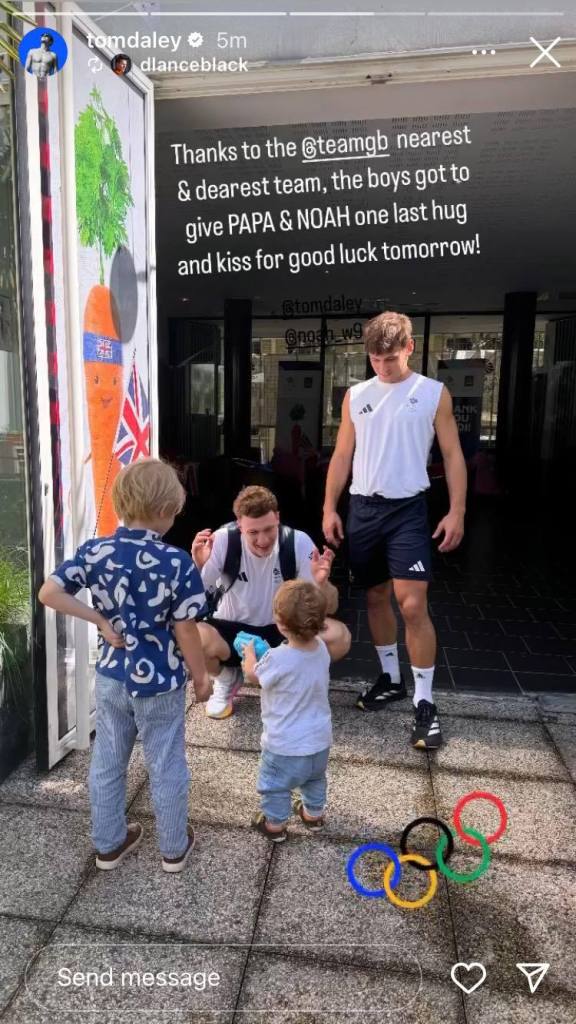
[{"xmin": 451, "ymin": 962, "xmax": 487, "ymax": 995}]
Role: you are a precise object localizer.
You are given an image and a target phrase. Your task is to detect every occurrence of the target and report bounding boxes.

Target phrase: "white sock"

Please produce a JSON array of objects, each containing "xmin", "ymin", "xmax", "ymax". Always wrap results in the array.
[
  {"xmin": 412, "ymin": 666, "xmax": 434, "ymax": 707},
  {"xmin": 375, "ymin": 644, "xmax": 401, "ymax": 684}
]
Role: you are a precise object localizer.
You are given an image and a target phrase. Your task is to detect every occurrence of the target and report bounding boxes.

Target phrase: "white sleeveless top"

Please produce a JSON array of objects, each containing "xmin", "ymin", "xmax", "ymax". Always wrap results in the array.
[{"xmin": 349, "ymin": 372, "xmax": 443, "ymax": 499}]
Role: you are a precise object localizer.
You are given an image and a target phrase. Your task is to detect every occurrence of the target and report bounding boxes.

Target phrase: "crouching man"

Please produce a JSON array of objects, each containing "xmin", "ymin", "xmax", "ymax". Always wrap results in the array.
[{"xmin": 192, "ymin": 486, "xmax": 351, "ymax": 718}]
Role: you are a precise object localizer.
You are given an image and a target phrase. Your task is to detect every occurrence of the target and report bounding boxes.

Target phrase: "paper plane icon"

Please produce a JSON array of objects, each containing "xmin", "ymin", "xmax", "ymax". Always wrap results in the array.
[{"xmin": 516, "ymin": 963, "xmax": 550, "ymax": 993}]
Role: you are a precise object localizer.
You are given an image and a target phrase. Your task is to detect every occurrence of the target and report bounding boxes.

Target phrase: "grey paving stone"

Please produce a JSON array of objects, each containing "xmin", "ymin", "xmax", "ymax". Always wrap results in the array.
[
  {"xmin": 7, "ymin": 922, "xmax": 241, "ymax": 1024},
  {"xmin": 544, "ymin": 723, "xmax": 576, "ymax": 785},
  {"xmin": 253, "ymin": 837, "xmax": 456, "ymax": 976},
  {"xmin": 0, "ymin": 915, "xmax": 52, "ymax": 1014},
  {"xmin": 447, "ymin": 857, "xmax": 576, "ymax": 996},
  {"xmin": 131, "ymin": 747, "xmax": 261, "ymax": 828},
  {"xmin": 186, "ymin": 697, "xmax": 261, "ymax": 753},
  {"xmin": 329, "ymin": 702, "xmax": 425, "ymax": 768},
  {"xmin": 464, "ymin": 990, "xmax": 575, "ymax": 1024},
  {"xmin": 235, "ymin": 953, "xmax": 465, "ymax": 1023},
  {"xmin": 431, "ymin": 718, "xmax": 568, "ymax": 780},
  {"xmin": 0, "ymin": 744, "xmax": 148, "ymax": 813},
  {"xmin": 431, "ymin": 771, "xmax": 576, "ymax": 863},
  {"xmin": 64, "ymin": 824, "xmax": 270, "ymax": 944},
  {"xmin": 0, "ymin": 805, "xmax": 93, "ymax": 920}
]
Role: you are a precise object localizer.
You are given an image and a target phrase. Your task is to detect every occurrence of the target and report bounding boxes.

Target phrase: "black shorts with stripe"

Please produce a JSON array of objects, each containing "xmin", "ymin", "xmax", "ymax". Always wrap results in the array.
[{"xmin": 347, "ymin": 492, "xmax": 432, "ymax": 589}]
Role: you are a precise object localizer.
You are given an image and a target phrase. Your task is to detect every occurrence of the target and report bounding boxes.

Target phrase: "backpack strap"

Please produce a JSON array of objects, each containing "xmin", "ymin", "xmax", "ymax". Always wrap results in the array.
[
  {"xmin": 221, "ymin": 522, "xmax": 242, "ymax": 589},
  {"xmin": 278, "ymin": 524, "xmax": 296, "ymax": 581}
]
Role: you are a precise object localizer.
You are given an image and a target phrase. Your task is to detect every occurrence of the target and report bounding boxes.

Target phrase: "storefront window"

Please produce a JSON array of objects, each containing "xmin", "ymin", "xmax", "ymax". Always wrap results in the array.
[
  {"xmin": 428, "ymin": 315, "xmax": 502, "ymax": 444},
  {"xmin": 0, "ymin": 87, "xmax": 33, "ymax": 780}
]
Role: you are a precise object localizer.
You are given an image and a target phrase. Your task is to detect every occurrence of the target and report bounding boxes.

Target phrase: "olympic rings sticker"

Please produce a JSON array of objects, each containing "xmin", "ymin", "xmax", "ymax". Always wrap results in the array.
[
  {"xmin": 346, "ymin": 842, "xmax": 402, "ymax": 898},
  {"xmin": 345, "ymin": 791, "xmax": 507, "ymax": 911},
  {"xmin": 453, "ymin": 791, "xmax": 508, "ymax": 846}
]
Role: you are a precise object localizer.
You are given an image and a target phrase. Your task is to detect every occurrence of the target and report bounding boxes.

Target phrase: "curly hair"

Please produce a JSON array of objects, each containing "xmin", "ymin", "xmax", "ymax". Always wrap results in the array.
[
  {"xmin": 233, "ymin": 485, "xmax": 278, "ymax": 519},
  {"xmin": 273, "ymin": 580, "xmax": 327, "ymax": 641}
]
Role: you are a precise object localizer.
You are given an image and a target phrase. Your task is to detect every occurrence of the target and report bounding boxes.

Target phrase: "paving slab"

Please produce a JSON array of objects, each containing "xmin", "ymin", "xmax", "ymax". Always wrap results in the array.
[
  {"xmin": 329, "ymin": 688, "xmax": 541, "ymax": 722},
  {"xmin": 430, "ymin": 771, "xmax": 576, "ymax": 864},
  {"xmin": 253, "ymin": 837, "xmax": 456, "ymax": 976},
  {"xmin": 64, "ymin": 824, "xmax": 270, "ymax": 944},
  {"xmin": 447, "ymin": 856, "xmax": 576, "ymax": 995},
  {"xmin": 131, "ymin": 747, "xmax": 261, "ymax": 828},
  {"xmin": 463, "ymin": 990, "xmax": 576, "ymax": 1024},
  {"xmin": 235, "ymin": 952, "xmax": 465, "ymax": 1023},
  {"xmin": 543, "ymin": 722, "xmax": 576, "ymax": 784},
  {"xmin": 329, "ymin": 702, "xmax": 427, "ymax": 768},
  {"xmin": 430, "ymin": 718, "xmax": 568, "ymax": 780},
  {"xmin": 0, "ymin": 915, "xmax": 53, "ymax": 1014},
  {"xmin": 186, "ymin": 698, "xmax": 261, "ymax": 753},
  {"xmin": 0, "ymin": 805, "xmax": 93, "ymax": 920},
  {"xmin": 133, "ymin": 752, "xmax": 432, "ymax": 843},
  {"xmin": 6, "ymin": 922, "xmax": 243, "ymax": 1024},
  {"xmin": 0, "ymin": 744, "xmax": 148, "ymax": 814}
]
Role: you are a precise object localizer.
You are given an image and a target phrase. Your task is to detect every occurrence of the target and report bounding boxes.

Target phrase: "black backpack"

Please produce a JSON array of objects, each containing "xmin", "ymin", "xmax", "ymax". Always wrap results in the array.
[{"xmin": 205, "ymin": 522, "xmax": 296, "ymax": 616}]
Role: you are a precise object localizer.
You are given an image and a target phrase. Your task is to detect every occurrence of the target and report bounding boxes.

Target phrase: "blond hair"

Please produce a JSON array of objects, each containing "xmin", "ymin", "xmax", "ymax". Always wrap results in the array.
[
  {"xmin": 112, "ymin": 458, "xmax": 185, "ymax": 525},
  {"xmin": 273, "ymin": 580, "xmax": 327, "ymax": 641},
  {"xmin": 233, "ymin": 485, "xmax": 278, "ymax": 520},
  {"xmin": 363, "ymin": 311, "xmax": 413, "ymax": 355}
]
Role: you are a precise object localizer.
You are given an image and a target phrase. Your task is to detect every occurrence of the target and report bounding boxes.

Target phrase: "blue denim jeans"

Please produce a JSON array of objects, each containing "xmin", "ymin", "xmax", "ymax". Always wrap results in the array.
[
  {"xmin": 257, "ymin": 747, "xmax": 330, "ymax": 824},
  {"xmin": 89, "ymin": 673, "xmax": 190, "ymax": 858}
]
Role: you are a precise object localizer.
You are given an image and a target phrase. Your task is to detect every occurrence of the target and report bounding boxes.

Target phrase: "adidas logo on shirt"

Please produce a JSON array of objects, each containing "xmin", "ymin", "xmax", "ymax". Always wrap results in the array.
[
  {"xmin": 237, "ymin": 571, "xmax": 248, "ymax": 582},
  {"xmin": 358, "ymin": 404, "xmax": 373, "ymax": 415},
  {"xmin": 409, "ymin": 561, "xmax": 426, "ymax": 573}
]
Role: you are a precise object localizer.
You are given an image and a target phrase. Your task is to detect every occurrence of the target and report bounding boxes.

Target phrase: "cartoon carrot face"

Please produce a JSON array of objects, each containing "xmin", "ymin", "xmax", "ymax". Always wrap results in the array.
[{"xmin": 83, "ymin": 284, "xmax": 123, "ymax": 536}]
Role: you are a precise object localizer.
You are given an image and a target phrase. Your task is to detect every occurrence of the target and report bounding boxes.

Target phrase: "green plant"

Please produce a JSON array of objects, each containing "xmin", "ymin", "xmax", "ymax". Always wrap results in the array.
[
  {"xmin": 0, "ymin": 547, "xmax": 31, "ymax": 715},
  {"xmin": 75, "ymin": 86, "xmax": 134, "ymax": 285},
  {"xmin": 0, "ymin": 2, "xmax": 37, "ymax": 86}
]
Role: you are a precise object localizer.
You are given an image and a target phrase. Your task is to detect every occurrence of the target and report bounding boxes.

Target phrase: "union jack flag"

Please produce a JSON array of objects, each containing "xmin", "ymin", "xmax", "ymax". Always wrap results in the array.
[{"xmin": 114, "ymin": 363, "xmax": 151, "ymax": 466}]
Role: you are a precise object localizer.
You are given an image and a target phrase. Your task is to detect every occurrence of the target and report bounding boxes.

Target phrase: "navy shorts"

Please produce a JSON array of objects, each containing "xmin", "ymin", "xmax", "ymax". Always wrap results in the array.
[
  {"xmin": 347, "ymin": 493, "xmax": 432, "ymax": 588},
  {"xmin": 202, "ymin": 618, "xmax": 283, "ymax": 667}
]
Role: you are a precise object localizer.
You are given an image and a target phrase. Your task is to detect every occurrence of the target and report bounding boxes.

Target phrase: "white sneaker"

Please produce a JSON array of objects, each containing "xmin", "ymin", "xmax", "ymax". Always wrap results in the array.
[{"xmin": 205, "ymin": 669, "xmax": 243, "ymax": 719}]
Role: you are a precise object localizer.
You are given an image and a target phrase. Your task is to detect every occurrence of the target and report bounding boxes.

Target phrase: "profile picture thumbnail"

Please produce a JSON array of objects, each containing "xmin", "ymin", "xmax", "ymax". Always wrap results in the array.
[
  {"xmin": 19, "ymin": 27, "xmax": 68, "ymax": 78},
  {"xmin": 111, "ymin": 53, "xmax": 132, "ymax": 76}
]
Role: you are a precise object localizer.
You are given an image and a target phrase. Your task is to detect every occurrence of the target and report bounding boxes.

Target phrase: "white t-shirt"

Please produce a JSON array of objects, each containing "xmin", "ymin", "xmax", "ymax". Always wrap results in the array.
[
  {"xmin": 200, "ymin": 527, "xmax": 316, "ymax": 626},
  {"xmin": 254, "ymin": 638, "xmax": 332, "ymax": 756},
  {"xmin": 349, "ymin": 372, "xmax": 444, "ymax": 499}
]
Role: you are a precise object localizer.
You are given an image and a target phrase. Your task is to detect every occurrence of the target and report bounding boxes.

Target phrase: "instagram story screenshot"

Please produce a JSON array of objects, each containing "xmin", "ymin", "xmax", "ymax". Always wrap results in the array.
[{"xmin": 0, "ymin": 1, "xmax": 576, "ymax": 1021}]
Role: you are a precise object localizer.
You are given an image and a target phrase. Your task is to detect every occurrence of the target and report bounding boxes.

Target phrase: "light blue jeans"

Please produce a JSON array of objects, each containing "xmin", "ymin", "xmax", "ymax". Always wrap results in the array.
[
  {"xmin": 257, "ymin": 747, "xmax": 330, "ymax": 825},
  {"xmin": 89, "ymin": 673, "xmax": 190, "ymax": 858}
]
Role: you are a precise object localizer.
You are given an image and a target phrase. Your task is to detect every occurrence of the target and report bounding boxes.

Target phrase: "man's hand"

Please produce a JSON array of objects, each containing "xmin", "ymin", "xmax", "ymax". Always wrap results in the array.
[
  {"xmin": 322, "ymin": 511, "xmax": 344, "ymax": 547},
  {"xmin": 191, "ymin": 529, "xmax": 214, "ymax": 568},
  {"xmin": 433, "ymin": 511, "xmax": 465, "ymax": 553},
  {"xmin": 97, "ymin": 616, "xmax": 125, "ymax": 648},
  {"xmin": 310, "ymin": 546, "xmax": 335, "ymax": 586},
  {"xmin": 192, "ymin": 671, "xmax": 212, "ymax": 703}
]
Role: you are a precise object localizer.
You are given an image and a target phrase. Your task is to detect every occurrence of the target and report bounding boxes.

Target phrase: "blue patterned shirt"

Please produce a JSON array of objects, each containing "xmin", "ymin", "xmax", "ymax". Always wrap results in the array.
[{"xmin": 50, "ymin": 527, "xmax": 207, "ymax": 697}]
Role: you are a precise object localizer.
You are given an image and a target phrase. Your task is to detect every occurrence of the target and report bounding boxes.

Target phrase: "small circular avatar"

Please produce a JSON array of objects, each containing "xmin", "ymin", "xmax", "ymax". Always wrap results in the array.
[
  {"xmin": 21, "ymin": 29, "xmax": 68, "ymax": 78},
  {"xmin": 111, "ymin": 53, "xmax": 132, "ymax": 76}
]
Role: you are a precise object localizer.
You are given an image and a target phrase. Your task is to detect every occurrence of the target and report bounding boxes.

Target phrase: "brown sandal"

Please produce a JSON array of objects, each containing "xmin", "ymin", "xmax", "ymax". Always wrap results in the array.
[{"xmin": 293, "ymin": 798, "xmax": 325, "ymax": 832}]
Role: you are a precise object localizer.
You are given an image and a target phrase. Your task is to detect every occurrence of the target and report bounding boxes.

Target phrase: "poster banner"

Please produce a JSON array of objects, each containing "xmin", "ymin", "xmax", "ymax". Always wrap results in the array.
[
  {"xmin": 437, "ymin": 358, "xmax": 486, "ymax": 459},
  {"xmin": 275, "ymin": 361, "xmax": 322, "ymax": 458}
]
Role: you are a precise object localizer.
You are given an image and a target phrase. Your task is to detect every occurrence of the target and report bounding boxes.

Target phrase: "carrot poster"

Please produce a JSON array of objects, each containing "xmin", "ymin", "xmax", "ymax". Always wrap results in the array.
[{"xmin": 74, "ymin": 86, "xmax": 134, "ymax": 536}]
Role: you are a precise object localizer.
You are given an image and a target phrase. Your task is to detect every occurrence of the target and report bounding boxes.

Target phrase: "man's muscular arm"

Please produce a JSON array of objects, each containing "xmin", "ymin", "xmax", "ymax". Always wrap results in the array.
[
  {"xmin": 322, "ymin": 390, "xmax": 356, "ymax": 547},
  {"xmin": 433, "ymin": 387, "xmax": 467, "ymax": 552}
]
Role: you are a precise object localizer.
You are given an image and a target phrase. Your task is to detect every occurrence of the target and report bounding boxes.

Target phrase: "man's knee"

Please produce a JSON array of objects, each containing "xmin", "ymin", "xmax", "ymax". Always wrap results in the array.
[
  {"xmin": 395, "ymin": 589, "xmax": 429, "ymax": 627},
  {"xmin": 366, "ymin": 581, "xmax": 393, "ymax": 610},
  {"xmin": 322, "ymin": 618, "xmax": 352, "ymax": 662},
  {"xmin": 197, "ymin": 622, "xmax": 229, "ymax": 662}
]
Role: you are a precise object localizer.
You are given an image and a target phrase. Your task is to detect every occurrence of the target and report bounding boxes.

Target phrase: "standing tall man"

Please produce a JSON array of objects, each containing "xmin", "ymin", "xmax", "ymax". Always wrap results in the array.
[{"xmin": 322, "ymin": 312, "xmax": 466, "ymax": 749}]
